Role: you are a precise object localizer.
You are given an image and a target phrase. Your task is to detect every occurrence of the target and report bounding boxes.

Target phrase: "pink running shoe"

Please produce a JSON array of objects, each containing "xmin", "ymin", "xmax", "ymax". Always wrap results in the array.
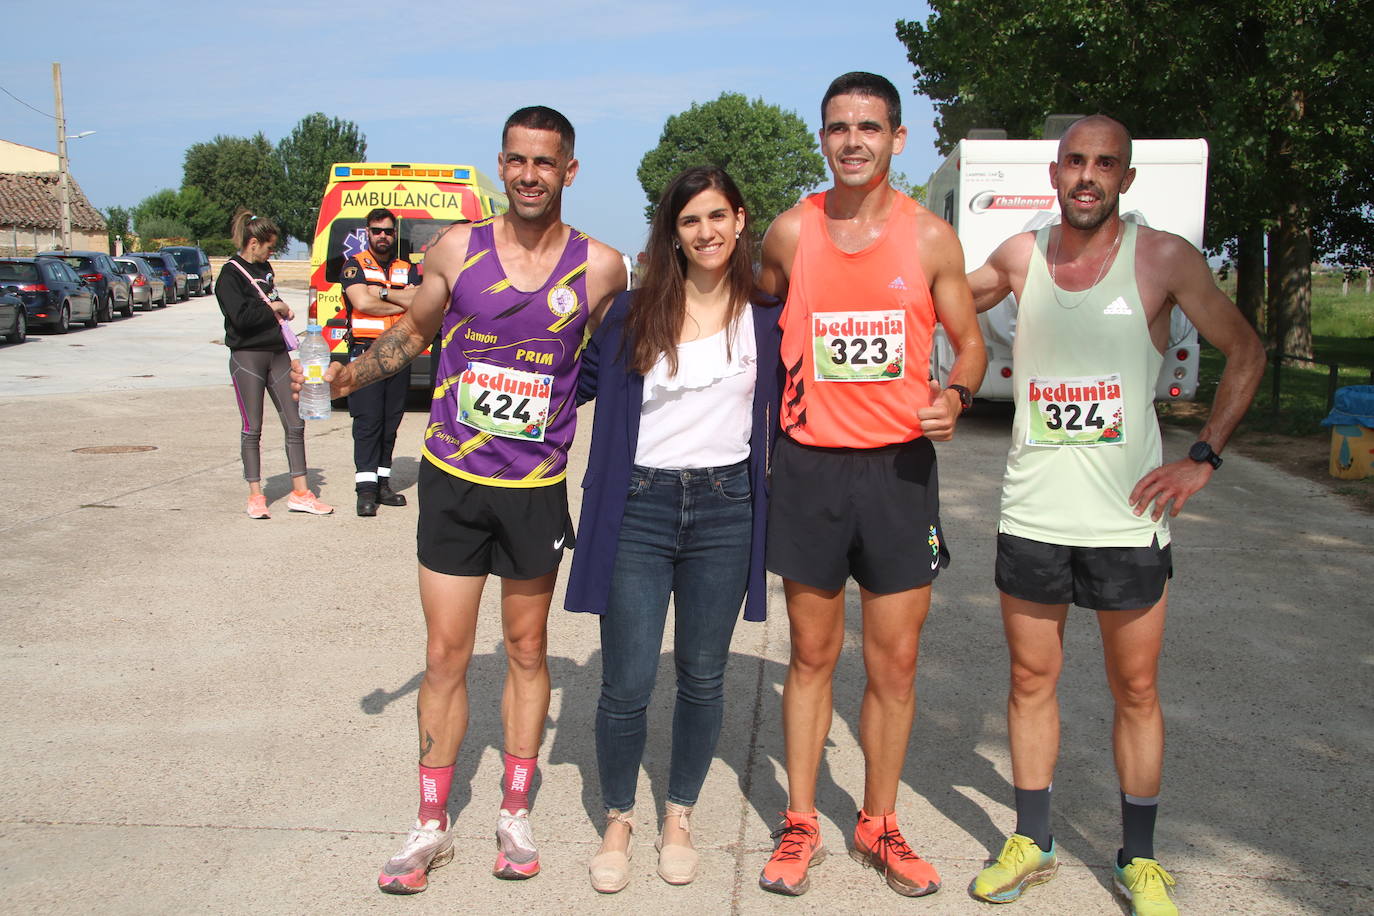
[
  {"xmin": 493, "ymin": 808, "xmax": 540, "ymax": 879},
  {"xmin": 246, "ymin": 494, "xmax": 269, "ymax": 519},
  {"xmin": 287, "ymin": 490, "xmax": 333, "ymax": 515},
  {"xmin": 377, "ymin": 818, "xmax": 453, "ymax": 894}
]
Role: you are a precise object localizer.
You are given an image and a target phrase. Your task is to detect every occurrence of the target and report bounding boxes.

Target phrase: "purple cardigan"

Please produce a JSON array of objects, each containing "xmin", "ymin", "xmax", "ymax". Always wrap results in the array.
[{"xmin": 563, "ymin": 290, "xmax": 783, "ymax": 622}]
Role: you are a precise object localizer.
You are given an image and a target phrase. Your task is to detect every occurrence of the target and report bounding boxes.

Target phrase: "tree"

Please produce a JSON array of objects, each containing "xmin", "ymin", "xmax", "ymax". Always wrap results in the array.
[
  {"xmin": 275, "ymin": 113, "xmax": 366, "ymax": 245},
  {"xmin": 889, "ymin": 171, "xmax": 927, "ymax": 206},
  {"xmin": 183, "ymin": 132, "xmax": 284, "ymax": 237},
  {"xmin": 103, "ymin": 205, "xmax": 133, "ymax": 255},
  {"xmin": 175, "ymin": 185, "xmax": 229, "ymax": 242},
  {"xmin": 138, "ymin": 217, "xmax": 193, "ymax": 245},
  {"xmin": 131, "ymin": 187, "xmax": 226, "ymax": 244},
  {"xmin": 637, "ymin": 93, "xmax": 826, "ymax": 240},
  {"xmin": 132, "ymin": 188, "xmax": 182, "ymax": 231},
  {"xmin": 898, "ymin": 0, "xmax": 1374, "ymax": 359}
]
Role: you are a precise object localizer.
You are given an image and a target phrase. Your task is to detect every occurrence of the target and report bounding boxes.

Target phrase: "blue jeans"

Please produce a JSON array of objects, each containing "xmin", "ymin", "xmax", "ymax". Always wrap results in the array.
[{"xmin": 596, "ymin": 461, "xmax": 752, "ymax": 811}]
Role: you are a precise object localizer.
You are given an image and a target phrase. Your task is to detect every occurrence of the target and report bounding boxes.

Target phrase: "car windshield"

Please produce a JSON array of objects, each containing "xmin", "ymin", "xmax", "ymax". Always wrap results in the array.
[
  {"xmin": 164, "ymin": 249, "xmax": 197, "ymax": 270},
  {"xmin": 114, "ymin": 260, "xmax": 140, "ymax": 275},
  {"xmin": 48, "ymin": 256, "xmax": 94, "ymax": 271},
  {"xmin": 0, "ymin": 262, "xmax": 40, "ymax": 283}
]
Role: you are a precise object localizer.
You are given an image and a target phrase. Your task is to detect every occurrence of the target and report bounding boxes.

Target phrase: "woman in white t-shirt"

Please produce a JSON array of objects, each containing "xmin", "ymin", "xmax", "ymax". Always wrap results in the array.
[{"xmin": 568, "ymin": 166, "xmax": 783, "ymax": 893}]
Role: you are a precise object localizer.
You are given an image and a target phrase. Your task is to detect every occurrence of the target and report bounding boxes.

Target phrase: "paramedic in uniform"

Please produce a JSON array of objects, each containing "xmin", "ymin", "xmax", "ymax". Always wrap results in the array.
[
  {"xmin": 756, "ymin": 72, "xmax": 986, "ymax": 900},
  {"xmin": 340, "ymin": 206, "xmax": 421, "ymax": 516},
  {"xmin": 965, "ymin": 115, "xmax": 1263, "ymax": 916}
]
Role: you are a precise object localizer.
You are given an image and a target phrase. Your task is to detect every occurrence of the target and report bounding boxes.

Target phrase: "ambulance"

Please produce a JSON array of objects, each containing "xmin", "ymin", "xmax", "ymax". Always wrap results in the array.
[
  {"xmin": 307, "ymin": 162, "xmax": 508, "ymax": 388},
  {"xmin": 927, "ymin": 137, "xmax": 1209, "ymax": 401}
]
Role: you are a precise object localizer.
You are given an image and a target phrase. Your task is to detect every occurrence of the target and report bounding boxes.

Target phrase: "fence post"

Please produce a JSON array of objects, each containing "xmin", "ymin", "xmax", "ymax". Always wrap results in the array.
[{"xmin": 1271, "ymin": 348, "xmax": 1282, "ymax": 415}]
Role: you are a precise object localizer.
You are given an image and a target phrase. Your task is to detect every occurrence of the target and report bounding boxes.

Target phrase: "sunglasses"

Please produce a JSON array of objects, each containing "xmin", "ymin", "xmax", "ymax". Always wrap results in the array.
[{"xmin": 368, "ymin": 227, "xmax": 396, "ymax": 236}]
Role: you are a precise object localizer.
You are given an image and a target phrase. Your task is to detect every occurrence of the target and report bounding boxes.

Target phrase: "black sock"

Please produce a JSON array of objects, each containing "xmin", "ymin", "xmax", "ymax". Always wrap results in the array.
[
  {"xmin": 1120, "ymin": 791, "xmax": 1158, "ymax": 864},
  {"xmin": 1013, "ymin": 786, "xmax": 1052, "ymax": 851}
]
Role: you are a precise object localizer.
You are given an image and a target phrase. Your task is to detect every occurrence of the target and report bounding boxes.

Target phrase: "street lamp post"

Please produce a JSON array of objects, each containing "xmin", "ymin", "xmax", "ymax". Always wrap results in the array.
[{"xmin": 51, "ymin": 62, "xmax": 95, "ymax": 253}]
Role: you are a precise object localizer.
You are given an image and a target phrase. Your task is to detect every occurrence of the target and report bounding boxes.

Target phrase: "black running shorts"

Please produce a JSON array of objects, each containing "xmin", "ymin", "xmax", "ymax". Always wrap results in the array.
[
  {"xmin": 995, "ymin": 532, "xmax": 1172, "ymax": 611},
  {"xmin": 766, "ymin": 435, "xmax": 950, "ymax": 594},
  {"xmin": 417, "ymin": 459, "xmax": 574, "ymax": 579}
]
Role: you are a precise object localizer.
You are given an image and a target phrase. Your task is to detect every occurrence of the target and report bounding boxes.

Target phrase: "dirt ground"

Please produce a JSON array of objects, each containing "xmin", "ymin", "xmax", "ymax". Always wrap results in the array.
[{"xmin": 1162, "ymin": 404, "xmax": 1374, "ymax": 515}]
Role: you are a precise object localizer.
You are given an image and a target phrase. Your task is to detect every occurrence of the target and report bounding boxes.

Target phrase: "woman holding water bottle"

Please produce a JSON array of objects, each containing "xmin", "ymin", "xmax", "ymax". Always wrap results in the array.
[{"xmin": 217, "ymin": 208, "xmax": 334, "ymax": 519}]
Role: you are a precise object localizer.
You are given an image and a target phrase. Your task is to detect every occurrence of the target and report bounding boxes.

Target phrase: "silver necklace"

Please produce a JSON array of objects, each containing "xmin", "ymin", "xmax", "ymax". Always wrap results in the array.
[{"xmin": 1049, "ymin": 221, "xmax": 1122, "ymax": 310}]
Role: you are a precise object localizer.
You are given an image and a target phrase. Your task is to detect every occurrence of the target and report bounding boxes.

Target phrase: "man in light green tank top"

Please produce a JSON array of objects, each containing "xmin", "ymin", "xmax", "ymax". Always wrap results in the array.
[{"xmin": 965, "ymin": 116, "xmax": 1265, "ymax": 916}]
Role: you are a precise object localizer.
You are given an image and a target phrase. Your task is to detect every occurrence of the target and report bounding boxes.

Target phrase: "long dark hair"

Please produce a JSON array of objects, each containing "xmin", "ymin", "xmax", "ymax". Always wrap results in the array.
[{"xmin": 626, "ymin": 166, "xmax": 756, "ymax": 376}]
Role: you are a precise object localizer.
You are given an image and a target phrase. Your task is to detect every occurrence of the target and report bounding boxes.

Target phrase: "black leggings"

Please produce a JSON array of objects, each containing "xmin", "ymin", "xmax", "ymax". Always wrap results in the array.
[{"xmin": 229, "ymin": 350, "xmax": 306, "ymax": 482}]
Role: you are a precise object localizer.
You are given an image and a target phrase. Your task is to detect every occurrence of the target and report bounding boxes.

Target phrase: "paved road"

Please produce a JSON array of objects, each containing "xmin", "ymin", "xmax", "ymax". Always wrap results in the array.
[
  {"xmin": 1, "ymin": 298, "xmax": 1370, "ymax": 914},
  {"xmin": 0, "ymin": 288, "xmax": 308, "ymax": 397}
]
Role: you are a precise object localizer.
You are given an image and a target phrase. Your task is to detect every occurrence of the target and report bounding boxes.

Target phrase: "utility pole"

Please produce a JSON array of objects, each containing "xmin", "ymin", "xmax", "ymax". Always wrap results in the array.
[{"xmin": 53, "ymin": 62, "xmax": 71, "ymax": 252}]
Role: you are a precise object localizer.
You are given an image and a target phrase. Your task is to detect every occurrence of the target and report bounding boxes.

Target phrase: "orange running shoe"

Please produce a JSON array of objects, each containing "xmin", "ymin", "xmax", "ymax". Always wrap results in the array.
[
  {"xmin": 287, "ymin": 490, "xmax": 334, "ymax": 515},
  {"xmin": 759, "ymin": 810, "xmax": 827, "ymax": 896},
  {"xmin": 850, "ymin": 809, "xmax": 940, "ymax": 897}
]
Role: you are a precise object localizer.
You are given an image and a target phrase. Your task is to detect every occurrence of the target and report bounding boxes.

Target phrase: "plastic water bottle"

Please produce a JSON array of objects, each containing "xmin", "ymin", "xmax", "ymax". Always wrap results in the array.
[{"xmin": 298, "ymin": 322, "xmax": 332, "ymax": 420}]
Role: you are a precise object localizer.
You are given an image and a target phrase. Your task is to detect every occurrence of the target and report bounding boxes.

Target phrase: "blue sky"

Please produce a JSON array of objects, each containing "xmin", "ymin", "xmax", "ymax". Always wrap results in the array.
[{"xmin": 1, "ymin": 0, "xmax": 939, "ymax": 257}]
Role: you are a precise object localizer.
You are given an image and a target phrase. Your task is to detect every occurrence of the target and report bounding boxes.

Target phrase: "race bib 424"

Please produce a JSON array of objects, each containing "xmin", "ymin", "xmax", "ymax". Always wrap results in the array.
[{"xmin": 457, "ymin": 360, "xmax": 552, "ymax": 441}]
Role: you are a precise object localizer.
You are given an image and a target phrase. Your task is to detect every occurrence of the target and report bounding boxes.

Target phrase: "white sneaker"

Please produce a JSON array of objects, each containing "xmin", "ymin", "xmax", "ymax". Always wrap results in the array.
[
  {"xmin": 493, "ymin": 808, "xmax": 540, "ymax": 879},
  {"xmin": 377, "ymin": 818, "xmax": 453, "ymax": 894}
]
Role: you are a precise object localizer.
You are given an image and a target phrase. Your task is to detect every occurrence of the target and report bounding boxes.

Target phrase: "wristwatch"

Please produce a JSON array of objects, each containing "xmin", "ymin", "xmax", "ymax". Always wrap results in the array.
[
  {"xmin": 947, "ymin": 384, "xmax": 974, "ymax": 411},
  {"xmin": 1188, "ymin": 440, "xmax": 1222, "ymax": 469},
  {"xmin": 379, "ymin": 287, "xmax": 390, "ymax": 302}
]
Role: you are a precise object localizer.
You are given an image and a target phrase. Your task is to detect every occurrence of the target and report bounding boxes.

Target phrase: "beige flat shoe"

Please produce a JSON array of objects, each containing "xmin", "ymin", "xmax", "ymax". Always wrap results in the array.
[
  {"xmin": 656, "ymin": 801, "xmax": 699, "ymax": 885},
  {"xmin": 589, "ymin": 808, "xmax": 634, "ymax": 893}
]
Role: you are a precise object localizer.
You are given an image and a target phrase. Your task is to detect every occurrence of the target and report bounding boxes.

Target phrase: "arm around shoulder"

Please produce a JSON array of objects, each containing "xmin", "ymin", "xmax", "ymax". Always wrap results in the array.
[
  {"xmin": 584, "ymin": 239, "xmax": 629, "ymax": 332},
  {"xmin": 578, "ymin": 289, "xmax": 631, "ymax": 406},
  {"xmin": 968, "ymin": 232, "xmax": 1032, "ymax": 314},
  {"xmin": 757, "ymin": 206, "xmax": 802, "ymax": 299}
]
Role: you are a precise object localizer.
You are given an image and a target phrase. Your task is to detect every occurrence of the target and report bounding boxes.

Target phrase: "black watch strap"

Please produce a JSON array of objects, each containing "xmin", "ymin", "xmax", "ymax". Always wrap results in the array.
[
  {"xmin": 1188, "ymin": 440, "xmax": 1222, "ymax": 469},
  {"xmin": 947, "ymin": 384, "xmax": 973, "ymax": 411}
]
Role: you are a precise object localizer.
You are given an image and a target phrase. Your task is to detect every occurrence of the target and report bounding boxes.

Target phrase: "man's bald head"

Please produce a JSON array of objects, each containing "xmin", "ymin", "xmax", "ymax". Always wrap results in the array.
[{"xmin": 1059, "ymin": 115, "xmax": 1133, "ymax": 169}]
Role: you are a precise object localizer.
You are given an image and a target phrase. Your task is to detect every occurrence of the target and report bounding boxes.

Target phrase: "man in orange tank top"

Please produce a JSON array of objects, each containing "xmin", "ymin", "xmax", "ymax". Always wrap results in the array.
[{"xmin": 756, "ymin": 72, "xmax": 986, "ymax": 900}]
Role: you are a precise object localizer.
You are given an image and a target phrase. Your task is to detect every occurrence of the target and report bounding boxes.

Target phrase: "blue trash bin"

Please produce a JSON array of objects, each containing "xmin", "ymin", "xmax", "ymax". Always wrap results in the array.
[{"xmin": 1322, "ymin": 385, "xmax": 1374, "ymax": 478}]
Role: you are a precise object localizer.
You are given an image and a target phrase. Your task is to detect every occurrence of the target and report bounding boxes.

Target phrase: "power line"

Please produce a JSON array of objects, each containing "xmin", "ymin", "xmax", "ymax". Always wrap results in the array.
[{"xmin": 0, "ymin": 83, "xmax": 57, "ymax": 120}]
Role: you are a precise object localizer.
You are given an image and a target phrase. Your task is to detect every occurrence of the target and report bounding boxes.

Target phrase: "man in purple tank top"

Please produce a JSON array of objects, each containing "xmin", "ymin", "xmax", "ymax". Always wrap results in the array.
[{"xmin": 305, "ymin": 106, "xmax": 626, "ymax": 894}]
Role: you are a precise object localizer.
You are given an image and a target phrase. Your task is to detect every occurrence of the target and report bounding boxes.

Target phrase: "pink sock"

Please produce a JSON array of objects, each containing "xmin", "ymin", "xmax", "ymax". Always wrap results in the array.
[
  {"xmin": 501, "ymin": 752, "xmax": 537, "ymax": 813},
  {"xmin": 418, "ymin": 764, "xmax": 454, "ymax": 829}
]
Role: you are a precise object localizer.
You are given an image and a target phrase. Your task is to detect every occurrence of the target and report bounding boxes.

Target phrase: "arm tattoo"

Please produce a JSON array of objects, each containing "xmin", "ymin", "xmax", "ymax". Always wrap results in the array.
[
  {"xmin": 419, "ymin": 730, "xmax": 435, "ymax": 762},
  {"xmin": 349, "ymin": 325, "xmax": 425, "ymax": 390}
]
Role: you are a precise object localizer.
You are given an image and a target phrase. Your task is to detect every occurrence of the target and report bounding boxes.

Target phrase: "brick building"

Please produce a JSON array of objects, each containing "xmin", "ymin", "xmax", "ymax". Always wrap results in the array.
[{"xmin": 0, "ymin": 138, "xmax": 106, "ymax": 255}]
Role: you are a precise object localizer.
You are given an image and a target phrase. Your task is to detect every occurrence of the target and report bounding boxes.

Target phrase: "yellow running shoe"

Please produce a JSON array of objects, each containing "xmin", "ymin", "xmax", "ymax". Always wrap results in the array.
[
  {"xmin": 970, "ymin": 833, "xmax": 1058, "ymax": 903},
  {"xmin": 1113, "ymin": 856, "xmax": 1178, "ymax": 915}
]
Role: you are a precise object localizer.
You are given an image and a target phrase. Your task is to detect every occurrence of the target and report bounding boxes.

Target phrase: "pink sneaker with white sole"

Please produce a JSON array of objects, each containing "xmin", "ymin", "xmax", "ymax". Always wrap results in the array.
[{"xmin": 287, "ymin": 490, "xmax": 333, "ymax": 515}]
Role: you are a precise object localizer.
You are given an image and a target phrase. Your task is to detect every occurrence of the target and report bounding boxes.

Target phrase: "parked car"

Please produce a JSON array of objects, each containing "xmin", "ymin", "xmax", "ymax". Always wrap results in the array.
[
  {"xmin": 114, "ymin": 256, "xmax": 167, "ymax": 309},
  {"xmin": 129, "ymin": 252, "xmax": 187, "ymax": 302},
  {"xmin": 0, "ymin": 257, "xmax": 98, "ymax": 332},
  {"xmin": 0, "ymin": 285, "xmax": 25, "ymax": 344},
  {"xmin": 160, "ymin": 245, "xmax": 213, "ymax": 296},
  {"xmin": 37, "ymin": 249, "xmax": 134, "ymax": 319}
]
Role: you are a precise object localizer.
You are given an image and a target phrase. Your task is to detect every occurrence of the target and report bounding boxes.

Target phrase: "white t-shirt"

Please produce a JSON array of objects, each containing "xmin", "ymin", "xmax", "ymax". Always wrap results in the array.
[{"xmin": 634, "ymin": 305, "xmax": 756, "ymax": 469}]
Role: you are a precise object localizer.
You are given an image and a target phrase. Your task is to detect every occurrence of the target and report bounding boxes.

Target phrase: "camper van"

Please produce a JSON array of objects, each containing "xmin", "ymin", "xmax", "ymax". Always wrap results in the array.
[
  {"xmin": 307, "ymin": 162, "xmax": 508, "ymax": 388},
  {"xmin": 928, "ymin": 138, "xmax": 1209, "ymax": 401}
]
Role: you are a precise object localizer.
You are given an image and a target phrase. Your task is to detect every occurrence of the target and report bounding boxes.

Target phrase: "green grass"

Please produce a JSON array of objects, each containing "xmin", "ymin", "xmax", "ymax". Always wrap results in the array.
[
  {"xmin": 1312, "ymin": 270, "xmax": 1374, "ymax": 338},
  {"xmin": 1174, "ymin": 270, "xmax": 1374, "ymax": 436}
]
